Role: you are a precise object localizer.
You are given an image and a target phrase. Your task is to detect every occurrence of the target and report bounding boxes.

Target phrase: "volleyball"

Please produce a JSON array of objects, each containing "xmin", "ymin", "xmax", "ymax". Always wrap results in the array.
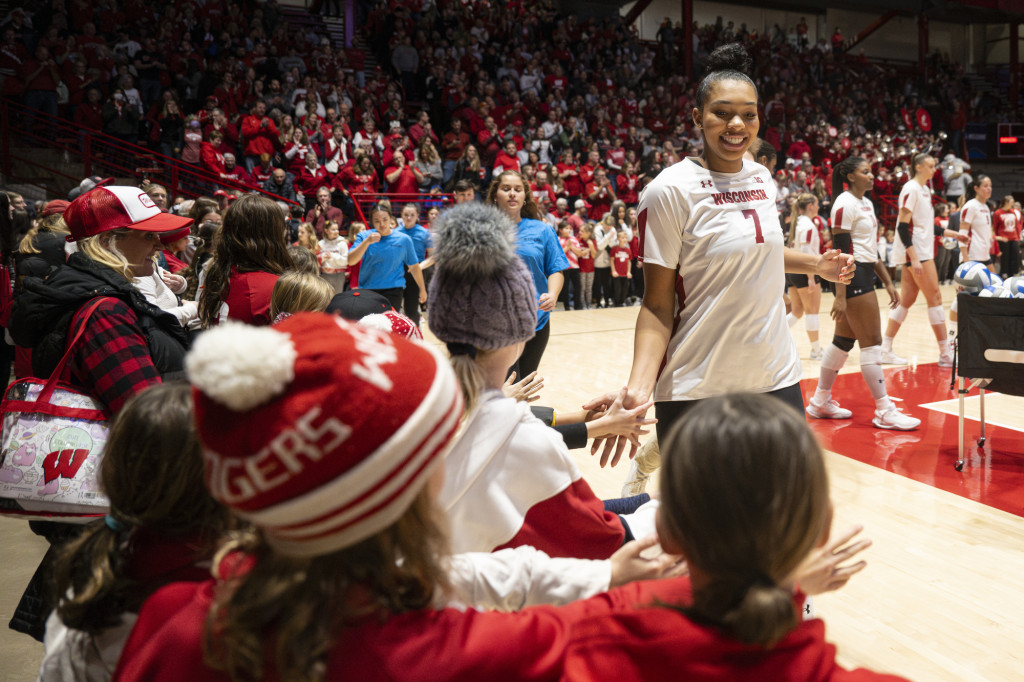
[
  {"xmin": 978, "ymin": 285, "xmax": 1013, "ymax": 298},
  {"xmin": 989, "ymin": 273, "xmax": 1003, "ymax": 287},
  {"xmin": 954, "ymin": 261, "xmax": 993, "ymax": 293},
  {"xmin": 1002, "ymin": 276, "xmax": 1024, "ymax": 297}
]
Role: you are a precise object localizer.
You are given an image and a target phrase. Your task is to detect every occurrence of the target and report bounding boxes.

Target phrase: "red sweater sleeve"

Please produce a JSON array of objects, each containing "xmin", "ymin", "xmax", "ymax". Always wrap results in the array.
[{"xmin": 494, "ymin": 478, "xmax": 625, "ymax": 560}]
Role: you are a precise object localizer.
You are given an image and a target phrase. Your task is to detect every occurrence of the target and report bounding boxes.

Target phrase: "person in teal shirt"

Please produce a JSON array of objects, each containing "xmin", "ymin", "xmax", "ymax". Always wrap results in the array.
[
  {"xmin": 398, "ymin": 202, "xmax": 433, "ymax": 325},
  {"xmin": 349, "ymin": 204, "xmax": 426, "ymax": 312},
  {"xmin": 486, "ymin": 170, "xmax": 568, "ymax": 377}
]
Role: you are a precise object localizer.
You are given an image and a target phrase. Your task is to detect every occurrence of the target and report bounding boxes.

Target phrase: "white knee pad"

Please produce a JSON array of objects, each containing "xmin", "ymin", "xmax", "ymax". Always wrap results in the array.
[
  {"xmin": 928, "ymin": 305, "xmax": 945, "ymax": 325},
  {"xmin": 821, "ymin": 344, "xmax": 849, "ymax": 372},
  {"xmin": 888, "ymin": 306, "xmax": 909, "ymax": 324},
  {"xmin": 804, "ymin": 314, "xmax": 820, "ymax": 332},
  {"xmin": 860, "ymin": 345, "xmax": 882, "ymax": 366}
]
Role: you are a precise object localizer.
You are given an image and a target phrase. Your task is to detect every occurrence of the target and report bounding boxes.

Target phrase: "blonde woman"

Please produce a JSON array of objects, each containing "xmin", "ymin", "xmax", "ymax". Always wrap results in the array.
[{"xmin": 293, "ymin": 221, "xmax": 320, "ymax": 253}]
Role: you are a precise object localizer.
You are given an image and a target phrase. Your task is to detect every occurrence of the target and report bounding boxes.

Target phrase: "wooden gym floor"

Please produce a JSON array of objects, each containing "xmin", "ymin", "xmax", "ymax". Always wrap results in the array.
[{"xmin": 1, "ymin": 283, "xmax": 1022, "ymax": 680}]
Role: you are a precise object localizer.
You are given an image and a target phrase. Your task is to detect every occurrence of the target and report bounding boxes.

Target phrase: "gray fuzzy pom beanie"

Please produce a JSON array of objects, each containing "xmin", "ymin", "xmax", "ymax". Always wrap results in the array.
[{"xmin": 427, "ymin": 203, "xmax": 537, "ymax": 351}]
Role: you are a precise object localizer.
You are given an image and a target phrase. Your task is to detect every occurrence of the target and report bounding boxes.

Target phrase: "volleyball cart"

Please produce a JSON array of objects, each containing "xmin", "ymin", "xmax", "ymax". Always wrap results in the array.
[{"xmin": 952, "ymin": 294, "xmax": 1024, "ymax": 471}]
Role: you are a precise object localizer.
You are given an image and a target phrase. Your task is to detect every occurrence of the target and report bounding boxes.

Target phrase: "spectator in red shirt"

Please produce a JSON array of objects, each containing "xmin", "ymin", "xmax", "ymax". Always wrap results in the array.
[
  {"xmin": 240, "ymin": 100, "xmax": 280, "ymax": 172},
  {"xmin": 384, "ymin": 150, "xmax": 420, "ymax": 196},
  {"xmin": 585, "ymin": 167, "xmax": 616, "ymax": 221},
  {"xmin": 580, "ymin": 149, "xmax": 601, "ymax": 188},
  {"xmin": 21, "ymin": 44, "xmax": 60, "ymax": 136},
  {"xmin": 338, "ymin": 152, "xmax": 380, "ymax": 196},
  {"xmin": 295, "ymin": 152, "xmax": 330, "ymax": 212},
  {"xmin": 73, "ymin": 87, "xmax": 104, "ymax": 131},
  {"xmin": 616, "ymin": 162, "xmax": 640, "ymax": 205},
  {"xmin": 441, "ymin": 118, "xmax": 470, "ymax": 184},
  {"xmin": 200, "ymin": 130, "xmax": 227, "ymax": 177},
  {"xmin": 493, "ymin": 139, "xmax": 521, "ymax": 175},
  {"xmin": 408, "ymin": 109, "xmax": 438, "ymax": 147}
]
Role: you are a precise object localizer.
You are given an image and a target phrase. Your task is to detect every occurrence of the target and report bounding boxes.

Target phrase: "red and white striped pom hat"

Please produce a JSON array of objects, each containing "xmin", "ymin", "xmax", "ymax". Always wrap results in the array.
[{"xmin": 185, "ymin": 312, "xmax": 463, "ymax": 558}]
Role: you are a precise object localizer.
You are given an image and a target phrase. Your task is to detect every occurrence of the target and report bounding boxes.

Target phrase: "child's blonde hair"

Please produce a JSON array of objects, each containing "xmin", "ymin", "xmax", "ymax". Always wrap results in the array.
[{"xmin": 270, "ymin": 271, "xmax": 334, "ymax": 320}]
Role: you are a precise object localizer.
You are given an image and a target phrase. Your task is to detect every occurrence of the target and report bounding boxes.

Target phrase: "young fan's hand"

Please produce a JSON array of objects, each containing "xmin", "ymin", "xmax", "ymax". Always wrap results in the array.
[
  {"xmin": 795, "ymin": 524, "xmax": 871, "ymax": 596},
  {"xmin": 502, "ymin": 371, "xmax": 544, "ymax": 403},
  {"xmin": 609, "ymin": 535, "xmax": 687, "ymax": 588}
]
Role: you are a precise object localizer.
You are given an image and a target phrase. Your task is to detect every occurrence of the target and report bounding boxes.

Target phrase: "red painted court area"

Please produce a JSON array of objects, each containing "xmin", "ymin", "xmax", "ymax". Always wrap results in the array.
[{"xmin": 801, "ymin": 364, "xmax": 1024, "ymax": 518}]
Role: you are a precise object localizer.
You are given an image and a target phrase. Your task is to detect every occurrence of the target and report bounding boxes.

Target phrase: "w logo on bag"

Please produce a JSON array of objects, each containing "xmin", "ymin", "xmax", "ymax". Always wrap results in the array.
[{"xmin": 42, "ymin": 449, "xmax": 89, "ymax": 484}]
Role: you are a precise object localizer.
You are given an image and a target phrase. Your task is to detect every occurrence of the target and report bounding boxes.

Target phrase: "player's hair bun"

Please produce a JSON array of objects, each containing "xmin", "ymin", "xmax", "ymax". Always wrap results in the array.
[{"xmin": 704, "ymin": 43, "xmax": 752, "ymax": 76}]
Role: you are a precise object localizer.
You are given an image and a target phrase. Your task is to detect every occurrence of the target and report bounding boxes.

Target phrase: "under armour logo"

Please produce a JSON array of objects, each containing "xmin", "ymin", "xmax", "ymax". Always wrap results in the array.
[
  {"xmin": 700, "ymin": 180, "xmax": 712, "ymax": 189},
  {"xmin": 804, "ymin": 603, "xmax": 812, "ymax": 615}
]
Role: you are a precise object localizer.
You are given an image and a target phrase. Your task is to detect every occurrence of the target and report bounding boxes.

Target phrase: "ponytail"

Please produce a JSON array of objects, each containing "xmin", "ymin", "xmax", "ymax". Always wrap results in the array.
[
  {"xmin": 788, "ymin": 193, "xmax": 816, "ymax": 248},
  {"xmin": 450, "ymin": 353, "xmax": 486, "ymax": 414},
  {"xmin": 687, "ymin": 574, "xmax": 800, "ymax": 648},
  {"xmin": 53, "ymin": 520, "xmax": 128, "ymax": 631}
]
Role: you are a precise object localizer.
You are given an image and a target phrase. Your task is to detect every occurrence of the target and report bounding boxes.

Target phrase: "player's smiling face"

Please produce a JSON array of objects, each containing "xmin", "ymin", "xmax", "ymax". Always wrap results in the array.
[{"xmin": 693, "ymin": 79, "xmax": 759, "ymax": 173}]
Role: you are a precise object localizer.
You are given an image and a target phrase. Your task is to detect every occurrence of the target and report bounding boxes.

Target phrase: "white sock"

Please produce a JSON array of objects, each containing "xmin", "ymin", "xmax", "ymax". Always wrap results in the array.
[
  {"xmin": 939, "ymin": 337, "xmax": 951, "ymax": 354},
  {"xmin": 881, "ymin": 335, "xmax": 894, "ymax": 352},
  {"xmin": 811, "ymin": 341, "xmax": 822, "ymax": 353}
]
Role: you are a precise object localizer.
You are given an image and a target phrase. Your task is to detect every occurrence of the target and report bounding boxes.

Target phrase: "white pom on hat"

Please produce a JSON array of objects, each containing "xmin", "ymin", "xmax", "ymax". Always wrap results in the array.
[{"xmin": 185, "ymin": 321, "xmax": 298, "ymax": 411}]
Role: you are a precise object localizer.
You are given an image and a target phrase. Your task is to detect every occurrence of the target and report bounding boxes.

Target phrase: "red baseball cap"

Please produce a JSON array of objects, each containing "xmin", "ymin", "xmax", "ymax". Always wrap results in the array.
[
  {"xmin": 64, "ymin": 186, "xmax": 193, "ymax": 242},
  {"xmin": 159, "ymin": 226, "xmax": 192, "ymax": 245},
  {"xmin": 40, "ymin": 200, "xmax": 70, "ymax": 217}
]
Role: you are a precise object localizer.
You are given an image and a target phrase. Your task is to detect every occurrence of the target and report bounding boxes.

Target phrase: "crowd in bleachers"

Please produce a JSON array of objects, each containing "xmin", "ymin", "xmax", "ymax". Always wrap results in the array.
[{"xmin": 0, "ymin": 0, "xmax": 979, "ymax": 224}]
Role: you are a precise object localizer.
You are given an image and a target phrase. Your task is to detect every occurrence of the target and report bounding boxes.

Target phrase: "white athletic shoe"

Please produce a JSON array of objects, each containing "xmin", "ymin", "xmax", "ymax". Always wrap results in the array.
[
  {"xmin": 872, "ymin": 406, "xmax": 921, "ymax": 431},
  {"xmin": 880, "ymin": 349, "xmax": 908, "ymax": 365},
  {"xmin": 938, "ymin": 351, "xmax": 955, "ymax": 367},
  {"xmin": 621, "ymin": 458, "xmax": 650, "ymax": 497},
  {"xmin": 809, "ymin": 348, "xmax": 823, "ymax": 361},
  {"xmin": 806, "ymin": 399, "xmax": 852, "ymax": 419}
]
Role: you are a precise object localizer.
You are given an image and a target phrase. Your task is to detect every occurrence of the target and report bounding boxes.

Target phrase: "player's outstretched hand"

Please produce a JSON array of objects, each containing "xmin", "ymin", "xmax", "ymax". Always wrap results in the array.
[
  {"xmin": 502, "ymin": 371, "xmax": 544, "ymax": 403},
  {"xmin": 609, "ymin": 535, "xmax": 687, "ymax": 588},
  {"xmin": 795, "ymin": 524, "xmax": 871, "ymax": 596},
  {"xmin": 583, "ymin": 387, "xmax": 654, "ymax": 468},
  {"xmin": 816, "ymin": 249, "xmax": 856, "ymax": 284},
  {"xmin": 585, "ymin": 387, "xmax": 655, "ymax": 467}
]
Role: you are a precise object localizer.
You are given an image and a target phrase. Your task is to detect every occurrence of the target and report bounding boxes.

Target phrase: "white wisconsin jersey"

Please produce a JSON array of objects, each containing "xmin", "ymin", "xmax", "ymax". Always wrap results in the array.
[
  {"xmin": 638, "ymin": 157, "xmax": 800, "ymax": 402},
  {"xmin": 794, "ymin": 215, "xmax": 820, "ymax": 255},
  {"xmin": 890, "ymin": 179, "xmax": 935, "ymax": 262},
  {"xmin": 961, "ymin": 198, "xmax": 993, "ymax": 262},
  {"xmin": 831, "ymin": 192, "xmax": 879, "ymax": 263}
]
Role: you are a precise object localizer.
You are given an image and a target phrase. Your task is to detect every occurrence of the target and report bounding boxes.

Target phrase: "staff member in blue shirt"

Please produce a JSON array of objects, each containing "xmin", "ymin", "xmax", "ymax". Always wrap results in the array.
[
  {"xmin": 486, "ymin": 170, "xmax": 569, "ymax": 377},
  {"xmin": 398, "ymin": 202, "xmax": 433, "ymax": 326},
  {"xmin": 348, "ymin": 204, "xmax": 426, "ymax": 312}
]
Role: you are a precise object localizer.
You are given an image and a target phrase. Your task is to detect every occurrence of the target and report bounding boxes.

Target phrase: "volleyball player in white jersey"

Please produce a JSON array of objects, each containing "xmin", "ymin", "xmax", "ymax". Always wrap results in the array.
[
  {"xmin": 805, "ymin": 156, "xmax": 920, "ymax": 430},
  {"xmin": 788, "ymin": 193, "xmax": 824, "ymax": 360},
  {"xmin": 881, "ymin": 153, "xmax": 964, "ymax": 367},
  {"xmin": 584, "ymin": 44, "xmax": 854, "ymax": 465},
  {"xmin": 959, "ymin": 175, "xmax": 994, "ymax": 266}
]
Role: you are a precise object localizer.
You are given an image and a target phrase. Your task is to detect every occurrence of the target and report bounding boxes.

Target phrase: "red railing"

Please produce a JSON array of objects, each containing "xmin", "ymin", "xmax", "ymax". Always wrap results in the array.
[
  {"xmin": 1, "ymin": 98, "xmax": 300, "ymax": 206},
  {"xmin": 349, "ymin": 192, "xmax": 454, "ymax": 226}
]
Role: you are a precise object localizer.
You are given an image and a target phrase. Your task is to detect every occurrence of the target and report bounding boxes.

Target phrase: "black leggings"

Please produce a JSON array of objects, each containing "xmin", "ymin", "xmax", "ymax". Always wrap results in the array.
[
  {"xmin": 559, "ymin": 268, "xmax": 583, "ymax": 310},
  {"xmin": 654, "ymin": 383, "xmax": 805, "ymax": 444},
  {"xmin": 594, "ymin": 267, "xmax": 613, "ymax": 305},
  {"xmin": 510, "ymin": 319, "xmax": 550, "ymax": 378},
  {"xmin": 402, "ymin": 270, "xmax": 421, "ymax": 326}
]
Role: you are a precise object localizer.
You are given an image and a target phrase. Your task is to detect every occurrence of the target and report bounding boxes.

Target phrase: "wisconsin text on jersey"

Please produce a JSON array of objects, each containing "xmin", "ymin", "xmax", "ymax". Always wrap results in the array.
[{"xmin": 708, "ymin": 189, "xmax": 771, "ymax": 205}]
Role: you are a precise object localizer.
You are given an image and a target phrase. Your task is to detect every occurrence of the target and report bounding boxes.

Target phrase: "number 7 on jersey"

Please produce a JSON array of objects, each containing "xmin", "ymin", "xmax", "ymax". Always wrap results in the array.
[{"xmin": 741, "ymin": 209, "xmax": 764, "ymax": 244}]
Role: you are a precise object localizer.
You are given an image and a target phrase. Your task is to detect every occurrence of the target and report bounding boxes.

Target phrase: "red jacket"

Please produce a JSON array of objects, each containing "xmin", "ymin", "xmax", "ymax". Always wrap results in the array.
[
  {"xmin": 564, "ymin": 603, "xmax": 909, "ymax": 681},
  {"xmin": 114, "ymin": 575, "xmax": 692, "ymax": 682},
  {"xmin": 240, "ymin": 114, "xmax": 279, "ymax": 157},
  {"xmin": 294, "ymin": 166, "xmax": 330, "ymax": 198},
  {"xmin": 223, "ymin": 269, "xmax": 279, "ymax": 326}
]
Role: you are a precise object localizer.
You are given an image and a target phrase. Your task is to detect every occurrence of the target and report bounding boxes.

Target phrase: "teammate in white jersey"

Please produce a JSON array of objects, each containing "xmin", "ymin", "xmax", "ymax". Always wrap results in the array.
[
  {"xmin": 583, "ymin": 44, "xmax": 854, "ymax": 466},
  {"xmin": 786, "ymin": 193, "xmax": 824, "ymax": 360},
  {"xmin": 881, "ymin": 153, "xmax": 966, "ymax": 367},
  {"xmin": 960, "ymin": 175, "xmax": 994, "ymax": 264},
  {"xmin": 805, "ymin": 156, "xmax": 920, "ymax": 431}
]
